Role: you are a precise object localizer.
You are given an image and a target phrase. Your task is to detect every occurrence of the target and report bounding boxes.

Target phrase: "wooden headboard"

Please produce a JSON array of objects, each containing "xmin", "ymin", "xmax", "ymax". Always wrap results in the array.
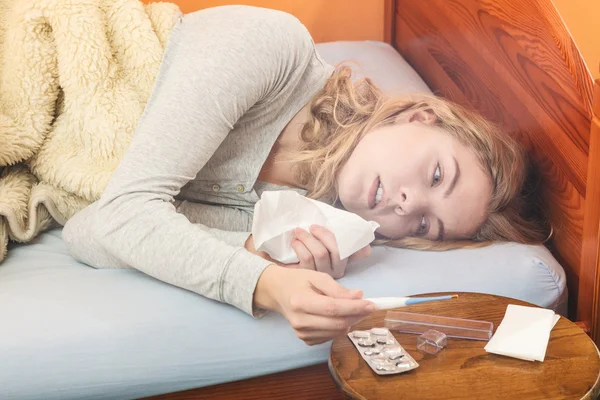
[
  {"xmin": 391, "ymin": 0, "xmax": 599, "ymax": 337},
  {"xmin": 144, "ymin": 0, "xmax": 600, "ymax": 340}
]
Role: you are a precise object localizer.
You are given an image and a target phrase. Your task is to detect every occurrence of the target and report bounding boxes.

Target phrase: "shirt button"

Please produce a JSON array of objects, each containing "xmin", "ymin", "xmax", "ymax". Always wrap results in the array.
[
  {"xmin": 212, "ymin": 184, "xmax": 220, "ymax": 192},
  {"xmin": 236, "ymin": 184, "xmax": 245, "ymax": 193}
]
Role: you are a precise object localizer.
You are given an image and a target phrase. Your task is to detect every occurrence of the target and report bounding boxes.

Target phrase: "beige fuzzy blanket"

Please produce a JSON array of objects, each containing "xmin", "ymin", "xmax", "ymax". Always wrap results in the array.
[{"xmin": 0, "ymin": 0, "xmax": 181, "ymax": 261}]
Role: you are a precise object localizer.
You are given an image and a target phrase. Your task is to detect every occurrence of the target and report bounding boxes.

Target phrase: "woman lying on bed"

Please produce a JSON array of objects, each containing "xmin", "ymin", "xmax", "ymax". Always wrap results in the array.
[{"xmin": 63, "ymin": 5, "xmax": 545, "ymax": 345}]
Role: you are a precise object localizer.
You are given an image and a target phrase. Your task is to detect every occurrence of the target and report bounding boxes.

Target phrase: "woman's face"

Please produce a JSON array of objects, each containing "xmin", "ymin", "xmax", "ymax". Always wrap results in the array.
[{"xmin": 336, "ymin": 114, "xmax": 492, "ymax": 241}]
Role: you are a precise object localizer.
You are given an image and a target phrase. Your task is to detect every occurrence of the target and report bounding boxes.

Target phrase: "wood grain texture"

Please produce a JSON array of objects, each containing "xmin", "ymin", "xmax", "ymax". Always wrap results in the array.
[
  {"xmin": 330, "ymin": 293, "xmax": 600, "ymax": 400},
  {"xmin": 383, "ymin": 0, "xmax": 395, "ymax": 44},
  {"xmin": 143, "ymin": 0, "xmax": 387, "ymax": 43},
  {"xmin": 586, "ymin": 80, "xmax": 600, "ymax": 342},
  {"xmin": 142, "ymin": 363, "xmax": 344, "ymax": 400},
  {"xmin": 392, "ymin": 0, "xmax": 594, "ymax": 322}
]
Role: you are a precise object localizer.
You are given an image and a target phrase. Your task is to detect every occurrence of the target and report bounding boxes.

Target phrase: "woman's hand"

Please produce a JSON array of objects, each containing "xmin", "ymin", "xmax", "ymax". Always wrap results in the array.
[
  {"xmin": 291, "ymin": 225, "xmax": 371, "ymax": 278},
  {"xmin": 254, "ymin": 265, "xmax": 376, "ymax": 345},
  {"xmin": 244, "ymin": 227, "xmax": 372, "ymax": 279}
]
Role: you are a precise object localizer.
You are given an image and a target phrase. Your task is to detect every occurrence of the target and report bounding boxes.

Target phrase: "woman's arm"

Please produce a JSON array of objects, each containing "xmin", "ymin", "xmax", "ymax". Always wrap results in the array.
[
  {"xmin": 64, "ymin": 6, "xmax": 318, "ymax": 316},
  {"xmin": 63, "ymin": 201, "xmax": 254, "ymax": 268}
]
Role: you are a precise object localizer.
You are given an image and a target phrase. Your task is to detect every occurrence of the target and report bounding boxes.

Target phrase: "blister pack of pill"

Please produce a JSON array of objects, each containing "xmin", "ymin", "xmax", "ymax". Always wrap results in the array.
[{"xmin": 347, "ymin": 327, "xmax": 419, "ymax": 375}]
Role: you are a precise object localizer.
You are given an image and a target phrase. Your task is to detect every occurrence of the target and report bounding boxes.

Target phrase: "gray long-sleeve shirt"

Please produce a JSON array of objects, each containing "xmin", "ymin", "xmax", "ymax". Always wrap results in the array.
[{"xmin": 62, "ymin": 6, "xmax": 334, "ymax": 316}]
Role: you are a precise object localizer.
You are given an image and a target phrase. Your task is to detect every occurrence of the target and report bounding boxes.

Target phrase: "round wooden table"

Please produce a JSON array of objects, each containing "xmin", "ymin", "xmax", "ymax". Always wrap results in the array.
[{"xmin": 329, "ymin": 293, "xmax": 600, "ymax": 400}]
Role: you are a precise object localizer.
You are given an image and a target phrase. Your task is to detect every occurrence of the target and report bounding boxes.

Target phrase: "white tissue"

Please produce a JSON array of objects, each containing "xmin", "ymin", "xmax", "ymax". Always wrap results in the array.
[
  {"xmin": 251, "ymin": 191, "xmax": 380, "ymax": 264},
  {"xmin": 484, "ymin": 304, "xmax": 559, "ymax": 362}
]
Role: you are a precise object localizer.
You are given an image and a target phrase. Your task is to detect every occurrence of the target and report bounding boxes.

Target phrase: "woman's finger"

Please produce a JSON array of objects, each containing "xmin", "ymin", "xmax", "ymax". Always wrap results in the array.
[
  {"xmin": 296, "ymin": 292, "xmax": 375, "ymax": 318},
  {"xmin": 294, "ymin": 316, "xmax": 365, "ymax": 345},
  {"xmin": 310, "ymin": 272, "xmax": 365, "ymax": 300},
  {"xmin": 300, "ymin": 320, "xmax": 369, "ymax": 345},
  {"xmin": 309, "ymin": 224, "xmax": 348, "ymax": 277},
  {"xmin": 300, "ymin": 329, "xmax": 356, "ymax": 345},
  {"xmin": 290, "ymin": 313, "xmax": 365, "ymax": 333},
  {"xmin": 308, "ymin": 225, "xmax": 340, "ymax": 258},
  {"xmin": 294, "ymin": 228, "xmax": 332, "ymax": 274},
  {"xmin": 290, "ymin": 239, "xmax": 316, "ymax": 270}
]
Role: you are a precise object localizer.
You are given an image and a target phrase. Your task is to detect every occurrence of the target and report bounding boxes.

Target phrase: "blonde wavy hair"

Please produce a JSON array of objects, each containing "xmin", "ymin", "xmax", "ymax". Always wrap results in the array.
[{"xmin": 289, "ymin": 66, "xmax": 549, "ymax": 250}]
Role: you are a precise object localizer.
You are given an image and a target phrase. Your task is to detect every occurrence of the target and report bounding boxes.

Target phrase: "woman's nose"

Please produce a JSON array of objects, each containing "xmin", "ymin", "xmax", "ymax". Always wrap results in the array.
[
  {"xmin": 394, "ymin": 188, "xmax": 411, "ymax": 215},
  {"xmin": 393, "ymin": 187, "xmax": 425, "ymax": 216}
]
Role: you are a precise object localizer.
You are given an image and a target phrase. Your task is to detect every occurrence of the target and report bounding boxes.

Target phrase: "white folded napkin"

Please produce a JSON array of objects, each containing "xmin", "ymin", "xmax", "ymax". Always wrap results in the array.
[
  {"xmin": 484, "ymin": 304, "xmax": 560, "ymax": 362},
  {"xmin": 251, "ymin": 191, "xmax": 379, "ymax": 264}
]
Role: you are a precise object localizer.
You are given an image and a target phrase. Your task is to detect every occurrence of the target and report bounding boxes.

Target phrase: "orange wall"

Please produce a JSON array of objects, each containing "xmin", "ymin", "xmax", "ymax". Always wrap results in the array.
[
  {"xmin": 143, "ymin": 0, "xmax": 386, "ymax": 43},
  {"xmin": 553, "ymin": 0, "xmax": 600, "ymax": 80}
]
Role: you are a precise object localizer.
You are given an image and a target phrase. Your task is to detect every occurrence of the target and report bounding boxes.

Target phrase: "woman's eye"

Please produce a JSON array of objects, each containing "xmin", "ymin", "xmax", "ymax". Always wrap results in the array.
[
  {"xmin": 417, "ymin": 215, "xmax": 428, "ymax": 236},
  {"xmin": 432, "ymin": 164, "xmax": 442, "ymax": 186}
]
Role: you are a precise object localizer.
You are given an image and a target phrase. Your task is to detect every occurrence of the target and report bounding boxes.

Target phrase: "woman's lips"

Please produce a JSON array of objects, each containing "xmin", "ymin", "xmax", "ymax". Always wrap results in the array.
[{"xmin": 368, "ymin": 177, "xmax": 379, "ymax": 209}]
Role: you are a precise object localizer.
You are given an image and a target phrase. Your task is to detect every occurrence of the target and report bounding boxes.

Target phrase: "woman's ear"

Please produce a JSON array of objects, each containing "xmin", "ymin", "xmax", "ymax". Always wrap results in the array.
[{"xmin": 394, "ymin": 109, "xmax": 436, "ymax": 125}]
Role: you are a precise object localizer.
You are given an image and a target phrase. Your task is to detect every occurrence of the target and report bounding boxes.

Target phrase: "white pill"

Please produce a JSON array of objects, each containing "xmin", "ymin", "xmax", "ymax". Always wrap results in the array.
[
  {"xmin": 383, "ymin": 348, "xmax": 404, "ymax": 360},
  {"xmin": 371, "ymin": 355, "xmax": 389, "ymax": 363},
  {"xmin": 363, "ymin": 348, "xmax": 381, "ymax": 356},
  {"xmin": 352, "ymin": 330, "xmax": 371, "ymax": 338},
  {"xmin": 376, "ymin": 364, "xmax": 396, "ymax": 372},
  {"xmin": 370, "ymin": 327, "xmax": 389, "ymax": 336},
  {"xmin": 377, "ymin": 337, "xmax": 395, "ymax": 345},
  {"xmin": 357, "ymin": 338, "xmax": 376, "ymax": 347}
]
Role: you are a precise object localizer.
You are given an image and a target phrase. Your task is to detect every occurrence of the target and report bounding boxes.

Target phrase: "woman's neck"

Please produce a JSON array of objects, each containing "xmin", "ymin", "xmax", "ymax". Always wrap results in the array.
[{"xmin": 257, "ymin": 103, "xmax": 311, "ymax": 189}]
